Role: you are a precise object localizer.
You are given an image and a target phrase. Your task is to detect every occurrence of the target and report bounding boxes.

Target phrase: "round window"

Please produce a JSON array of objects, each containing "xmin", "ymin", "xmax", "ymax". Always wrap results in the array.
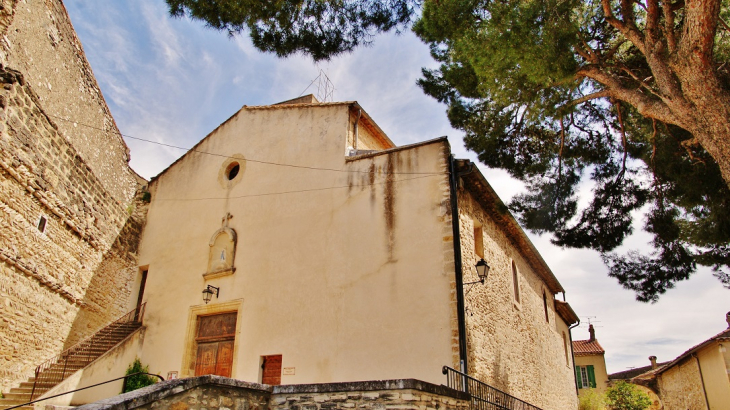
[{"xmin": 218, "ymin": 154, "xmax": 246, "ymax": 189}]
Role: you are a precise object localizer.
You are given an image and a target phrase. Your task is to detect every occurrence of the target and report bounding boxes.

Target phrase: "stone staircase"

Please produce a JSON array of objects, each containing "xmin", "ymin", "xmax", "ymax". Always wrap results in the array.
[{"xmin": 0, "ymin": 305, "xmax": 145, "ymax": 410}]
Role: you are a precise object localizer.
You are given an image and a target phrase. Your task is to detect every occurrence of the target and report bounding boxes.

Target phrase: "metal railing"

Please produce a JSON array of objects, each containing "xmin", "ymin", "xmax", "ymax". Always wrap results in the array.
[
  {"xmin": 442, "ymin": 366, "xmax": 542, "ymax": 410},
  {"xmin": 30, "ymin": 303, "xmax": 146, "ymax": 400}
]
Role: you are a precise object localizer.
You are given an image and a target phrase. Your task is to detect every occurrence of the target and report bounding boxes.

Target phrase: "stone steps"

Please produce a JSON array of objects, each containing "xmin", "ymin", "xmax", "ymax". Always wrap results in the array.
[{"xmin": 1, "ymin": 321, "xmax": 142, "ymax": 409}]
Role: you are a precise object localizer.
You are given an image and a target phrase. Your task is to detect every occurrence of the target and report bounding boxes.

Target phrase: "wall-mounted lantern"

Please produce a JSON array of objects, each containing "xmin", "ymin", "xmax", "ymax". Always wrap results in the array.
[
  {"xmin": 202, "ymin": 285, "xmax": 219, "ymax": 304},
  {"xmin": 465, "ymin": 258, "xmax": 490, "ymax": 286}
]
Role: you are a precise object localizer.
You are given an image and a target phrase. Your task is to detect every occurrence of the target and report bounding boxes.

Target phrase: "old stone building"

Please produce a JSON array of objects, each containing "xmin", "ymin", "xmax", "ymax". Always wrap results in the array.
[{"xmin": 0, "ymin": 0, "xmax": 146, "ymax": 392}]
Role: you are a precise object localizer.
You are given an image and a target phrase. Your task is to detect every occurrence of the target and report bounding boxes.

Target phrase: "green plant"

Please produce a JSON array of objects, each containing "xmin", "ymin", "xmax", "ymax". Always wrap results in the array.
[
  {"xmin": 122, "ymin": 358, "xmax": 157, "ymax": 393},
  {"xmin": 605, "ymin": 381, "xmax": 651, "ymax": 410},
  {"xmin": 579, "ymin": 389, "xmax": 606, "ymax": 410}
]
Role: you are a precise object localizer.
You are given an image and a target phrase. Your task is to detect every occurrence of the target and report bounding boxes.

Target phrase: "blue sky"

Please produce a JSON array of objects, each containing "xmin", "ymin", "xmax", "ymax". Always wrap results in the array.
[{"xmin": 64, "ymin": 0, "xmax": 728, "ymax": 375}]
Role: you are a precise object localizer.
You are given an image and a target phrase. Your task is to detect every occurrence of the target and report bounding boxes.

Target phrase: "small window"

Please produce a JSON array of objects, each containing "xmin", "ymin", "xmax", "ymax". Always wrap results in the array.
[
  {"xmin": 543, "ymin": 290, "xmax": 549, "ymax": 323},
  {"xmin": 37, "ymin": 216, "xmax": 47, "ymax": 233},
  {"xmin": 575, "ymin": 365, "xmax": 596, "ymax": 389},
  {"xmin": 473, "ymin": 220, "xmax": 484, "ymax": 258},
  {"xmin": 512, "ymin": 261, "xmax": 520, "ymax": 303},
  {"xmin": 226, "ymin": 162, "xmax": 240, "ymax": 180},
  {"xmin": 563, "ymin": 332, "xmax": 569, "ymax": 366}
]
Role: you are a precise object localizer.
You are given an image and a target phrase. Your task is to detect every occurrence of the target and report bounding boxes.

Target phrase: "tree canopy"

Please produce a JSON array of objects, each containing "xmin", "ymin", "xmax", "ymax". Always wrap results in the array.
[{"xmin": 166, "ymin": 0, "xmax": 730, "ymax": 302}]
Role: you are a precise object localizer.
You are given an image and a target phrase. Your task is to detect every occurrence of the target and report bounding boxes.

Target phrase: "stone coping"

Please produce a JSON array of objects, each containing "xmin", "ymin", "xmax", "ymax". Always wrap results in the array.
[
  {"xmin": 73, "ymin": 376, "xmax": 271, "ymax": 410},
  {"xmin": 73, "ymin": 377, "xmax": 468, "ymax": 410},
  {"xmin": 272, "ymin": 379, "xmax": 469, "ymax": 400}
]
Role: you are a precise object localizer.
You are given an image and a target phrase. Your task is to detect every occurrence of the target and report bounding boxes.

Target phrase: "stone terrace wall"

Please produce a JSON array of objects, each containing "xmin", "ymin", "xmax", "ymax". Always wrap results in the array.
[
  {"xmin": 0, "ymin": 67, "xmax": 147, "ymax": 391},
  {"xmin": 74, "ymin": 377, "xmax": 470, "ymax": 410},
  {"xmin": 456, "ymin": 189, "xmax": 577, "ymax": 410},
  {"xmin": 272, "ymin": 380, "xmax": 470, "ymax": 410}
]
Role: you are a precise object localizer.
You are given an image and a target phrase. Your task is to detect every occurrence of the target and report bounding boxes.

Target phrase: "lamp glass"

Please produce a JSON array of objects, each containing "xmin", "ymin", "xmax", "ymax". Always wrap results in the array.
[
  {"xmin": 475, "ymin": 259, "xmax": 490, "ymax": 281},
  {"xmin": 202, "ymin": 288, "xmax": 213, "ymax": 304}
]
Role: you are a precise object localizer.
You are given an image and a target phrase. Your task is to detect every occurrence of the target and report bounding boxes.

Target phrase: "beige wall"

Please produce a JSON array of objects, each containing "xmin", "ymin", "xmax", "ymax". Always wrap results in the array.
[
  {"xmin": 136, "ymin": 105, "xmax": 455, "ymax": 386},
  {"xmin": 574, "ymin": 354, "xmax": 609, "ymax": 395},
  {"xmin": 697, "ymin": 342, "xmax": 730, "ymax": 410},
  {"xmin": 456, "ymin": 190, "xmax": 578, "ymax": 410}
]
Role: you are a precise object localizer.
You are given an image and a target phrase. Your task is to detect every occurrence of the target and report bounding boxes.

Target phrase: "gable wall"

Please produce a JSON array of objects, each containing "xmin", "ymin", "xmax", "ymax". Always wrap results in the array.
[
  {"xmin": 136, "ymin": 106, "xmax": 456, "ymax": 386},
  {"xmin": 457, "ymin": 189, "xmax": 578, "ymax": 410}
]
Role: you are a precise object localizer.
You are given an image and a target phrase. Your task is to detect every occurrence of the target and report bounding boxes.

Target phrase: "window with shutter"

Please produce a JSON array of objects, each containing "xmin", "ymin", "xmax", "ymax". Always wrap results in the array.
[
  {"xmin": 587, "ymin": 365, "xmax": 596, "ymax": 388},
  {"xmin": 575, "ymin": 366, "xmax": 582, "ymax": 389}
]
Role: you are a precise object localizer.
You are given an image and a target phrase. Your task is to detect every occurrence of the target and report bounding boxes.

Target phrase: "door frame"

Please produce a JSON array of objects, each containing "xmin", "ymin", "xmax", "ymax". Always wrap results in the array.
[{"xmin": 181, "ymin": 299, "xmax": 243, "ymax": 378}]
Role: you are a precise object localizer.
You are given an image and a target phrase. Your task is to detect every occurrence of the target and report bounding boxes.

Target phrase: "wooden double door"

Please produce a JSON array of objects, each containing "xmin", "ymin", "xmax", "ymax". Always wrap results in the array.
[{"xmin": 194, "ymin": 312, "xmax": 237, "ymax": 377}]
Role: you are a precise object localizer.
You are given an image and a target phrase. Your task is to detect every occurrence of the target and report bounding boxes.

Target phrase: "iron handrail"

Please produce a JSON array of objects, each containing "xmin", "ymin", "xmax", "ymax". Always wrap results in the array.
[
  {"xmin": 5, "ymin": 372, "xmax": 164, "ymax": 410},
  {"xmin": 442, "ymin": 366, "xmax": 542, "ymax": 410},
  {"xmin": 30, "ymin": 303, "xmax": 146, "ymax": 400}
]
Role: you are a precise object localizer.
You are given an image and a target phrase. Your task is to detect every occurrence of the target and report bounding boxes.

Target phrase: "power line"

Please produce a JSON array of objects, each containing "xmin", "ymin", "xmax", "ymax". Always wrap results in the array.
[
  {"xmin": 47, "ymin": 114, "xmax": 443, "ymax": 176},
  {"xmin": 154, "ymin": 174, "xmax": 439, "ymax": 202}
]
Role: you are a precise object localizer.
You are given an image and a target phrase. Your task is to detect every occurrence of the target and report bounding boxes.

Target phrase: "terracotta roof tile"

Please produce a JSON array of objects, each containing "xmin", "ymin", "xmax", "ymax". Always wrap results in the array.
[{"xmin": 573, "ymin": 339, "xmax": 605, "ymax": 355}]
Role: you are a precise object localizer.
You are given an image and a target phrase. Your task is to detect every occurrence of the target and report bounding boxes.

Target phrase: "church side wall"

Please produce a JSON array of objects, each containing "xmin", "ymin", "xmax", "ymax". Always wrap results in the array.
[
  {"xmin": 457, "ymin": 190, "xmax": 578, "ymax": 410},
  {"xmin": 0, "ymin": 68, "xmax": 145, "ymax": 391}
]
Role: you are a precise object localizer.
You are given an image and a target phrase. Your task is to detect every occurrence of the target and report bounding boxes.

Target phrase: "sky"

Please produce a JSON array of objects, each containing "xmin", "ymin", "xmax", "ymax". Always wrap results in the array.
[{"xmin": 64, "ymin": 0, "xmax": 729, "ymax": 375}]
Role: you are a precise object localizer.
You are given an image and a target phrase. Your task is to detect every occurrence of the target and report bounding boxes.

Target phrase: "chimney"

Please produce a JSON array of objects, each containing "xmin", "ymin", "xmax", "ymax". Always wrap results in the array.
[
  {"xmin": 589, "ymin": 324, "xmax": 596, "ymax": 342},
  {"xmin": 726, "ymin": 311, "xmax": 730, "ymax": 328},
  {"xmin": 649, "ymin": 356, "xmax": 657, "ymax": 369}
]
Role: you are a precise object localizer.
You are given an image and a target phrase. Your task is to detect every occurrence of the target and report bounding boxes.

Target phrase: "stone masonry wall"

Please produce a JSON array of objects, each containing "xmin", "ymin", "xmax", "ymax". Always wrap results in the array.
[
  {"xmin": 657, "ymin": 359, "xmax": 708, "ymax": 410},
  {"xmin": 0, "ymin": 0, "xmax": 138, "ymax": 204},
  {"xmin": 74, "ymin": 377, "xmax": 470, "ymax": 410},
  {"xmin": 0, "ymin": 67, "xmax": 146, "ymax": 391},
  {"xmin": 456, "ymin": 189, "xmax": 577, "ymax": 410}
]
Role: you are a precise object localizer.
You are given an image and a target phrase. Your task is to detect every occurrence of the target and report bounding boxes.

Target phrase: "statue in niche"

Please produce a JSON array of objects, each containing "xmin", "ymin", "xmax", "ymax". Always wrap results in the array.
[{"xmin": 206, "ymin": 213, "xmax": 236, "ymax": 276}]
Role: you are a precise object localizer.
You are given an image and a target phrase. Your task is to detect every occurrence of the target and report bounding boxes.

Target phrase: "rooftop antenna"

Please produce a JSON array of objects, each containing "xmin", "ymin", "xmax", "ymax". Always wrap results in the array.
[
  {"xmin": 298, "ymin": 68, "xmax": 335, "ymax": 102},
  {"xmin": 579, "ymin": 316, "xmax": 602, "ymax": 328}
]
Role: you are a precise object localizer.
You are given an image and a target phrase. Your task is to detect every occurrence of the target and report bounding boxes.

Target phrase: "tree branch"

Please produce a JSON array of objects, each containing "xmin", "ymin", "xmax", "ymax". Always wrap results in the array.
[
  {"xmin": 602, "ymin": 0, "xmax": 646, "ymax": 54},
  {"xmin": 646, "ymin": 0, "xmax": 662, "ymax": 45},
  {"xmin": 577, "ymin": 66, "xmax": 679, "ymax": 125},
  {"xmin": 663, "ymin": 0, "xmax": 682, "ymax": 53},
  {"xmin": 569, "ymin": 90, "xmax": 611, "ymax": 106}
]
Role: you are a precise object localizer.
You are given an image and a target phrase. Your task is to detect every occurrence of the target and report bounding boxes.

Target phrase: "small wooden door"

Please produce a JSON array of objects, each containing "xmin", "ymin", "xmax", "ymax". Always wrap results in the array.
[
  {"xmin": 261, "ymin": 355, "xmax": 282, "ymax": 385},
  {"xmin": 194, "ymin": 312, "xmax": 236, "ymax": 377}
]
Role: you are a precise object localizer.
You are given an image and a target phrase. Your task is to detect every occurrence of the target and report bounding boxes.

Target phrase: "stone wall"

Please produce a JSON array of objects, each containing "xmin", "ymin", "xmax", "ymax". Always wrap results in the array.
[
  {"xmin": 0, "ymin": 66, "xmax": 146, "ymax": 391},
  {"xmin": 73, "ymin": 377, "xmax": 470, "ymax": 410},
  {"xmin": 271, "ymin": 380, "xmax": 470, "ymax": 410},
  {"xmin": 0, "ymin": 0, "xmax": 138, "ymax": 204},
  {"xmin": 657, "ymin": 359, "xmax": 708, "ymax": 410},
  {"xmin": 456, "ymin": 188, "xmax": 578, "ymax": 410}
]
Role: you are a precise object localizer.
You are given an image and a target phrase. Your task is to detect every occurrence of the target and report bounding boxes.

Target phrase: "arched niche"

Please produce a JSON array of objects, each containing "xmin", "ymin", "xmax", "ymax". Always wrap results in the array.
[{"xmin": 204, "ymin": 227, "xmax": 237, "ymax": 279}]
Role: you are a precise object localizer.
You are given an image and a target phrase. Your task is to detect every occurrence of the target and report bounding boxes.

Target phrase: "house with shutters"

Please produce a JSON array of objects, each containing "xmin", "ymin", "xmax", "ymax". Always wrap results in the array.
[
  {"xmin": 6, "ymin": 94, "xmax": 583, "ymax": 410},
  {"xmin": 572, "ymin": 324, "xmax": 609, "ymax": 395}
]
